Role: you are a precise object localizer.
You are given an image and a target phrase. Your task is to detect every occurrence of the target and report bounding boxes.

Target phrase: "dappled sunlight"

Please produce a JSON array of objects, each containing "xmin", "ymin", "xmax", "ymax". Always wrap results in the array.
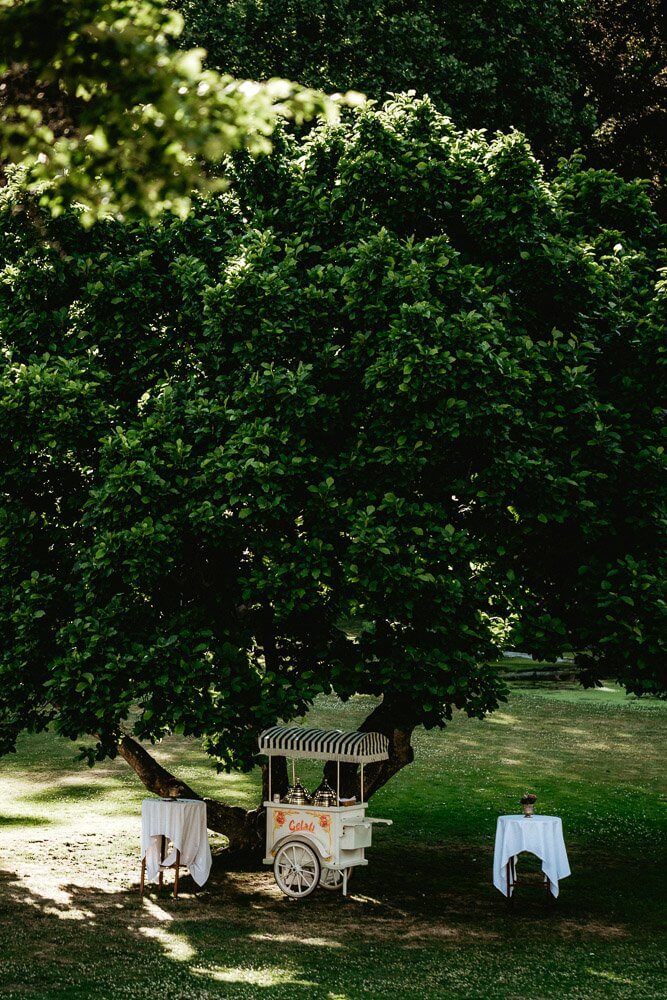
[
  {"xmin": 587, "ymin": 968, "xmax": 635, "ymax": 985},
  {"xmin": 486, "ymin": 713, "xmax": 519, "ymax": 725},
  {"xmin": 27, "ymin": 777, "xmax": 115, "ymax": 804},
  {"xmin": 345, "ymin": 892, "xmax": 413, "ymax": 919},
  {"xmin": 249, "ymin": 932, "xmax": 343, "ymax": 948},
  {"xmin": 447, "ymin": 737, "xmax": 482, "ymax": 749},
  {"xmin": 140, "ymin": 897, "xmax": 174, "ymax": 922},
  {"xmin": 0, "ymin": 813, "xmax": 51, "ymax": 827},
  {"xmin": 7, "ymin": 878, "xmax": 92, "ymax": 920},
  {"xmin": 138, "ymin": 926, "xmax": 196, "ymax": 961},
  {"xmin": 191, "ymin": 964, "xmax": 317, "ymax": 988},
  {"xmin": 1, "ymin": 687, "xmax": 665, "ymax": 996}
]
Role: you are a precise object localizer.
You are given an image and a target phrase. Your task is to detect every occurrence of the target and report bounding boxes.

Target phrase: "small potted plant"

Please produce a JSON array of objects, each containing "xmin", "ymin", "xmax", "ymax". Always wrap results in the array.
[{"xmin": 521, "ymin": 793, "xmax": 537, "ymax": 817}]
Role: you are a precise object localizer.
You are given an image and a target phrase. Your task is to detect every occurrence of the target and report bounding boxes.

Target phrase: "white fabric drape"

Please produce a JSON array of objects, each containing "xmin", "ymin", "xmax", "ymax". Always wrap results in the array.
[
  {"xmin": 141, "ymin": 798, "xmax": 212, "ymax": 887},
  {"xmin": 493, "ymin": 815, "xmax": 571, "ymax": 897}
]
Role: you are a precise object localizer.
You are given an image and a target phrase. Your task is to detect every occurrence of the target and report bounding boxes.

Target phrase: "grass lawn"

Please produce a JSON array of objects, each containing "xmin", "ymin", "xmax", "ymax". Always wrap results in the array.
[{"xmin": 1, "ymin": 684, "xmax": 666, "ymax": 999}]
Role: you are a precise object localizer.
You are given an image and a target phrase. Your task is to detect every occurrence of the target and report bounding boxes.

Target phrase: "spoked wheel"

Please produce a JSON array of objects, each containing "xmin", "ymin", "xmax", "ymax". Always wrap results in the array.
[
  {"xmin": 274, "ymin": 842, "xmax": 321, "ymax": 899},
  {"xmin": 319, "ymin": 867, "xmax": 353, "ymax": 891}
]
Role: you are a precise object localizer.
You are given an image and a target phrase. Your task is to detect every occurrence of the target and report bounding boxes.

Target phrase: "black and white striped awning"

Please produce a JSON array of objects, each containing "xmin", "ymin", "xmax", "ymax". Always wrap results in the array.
[{"xmin": 258, "ymin": 726, "xmax": 389, "ymax": 764}]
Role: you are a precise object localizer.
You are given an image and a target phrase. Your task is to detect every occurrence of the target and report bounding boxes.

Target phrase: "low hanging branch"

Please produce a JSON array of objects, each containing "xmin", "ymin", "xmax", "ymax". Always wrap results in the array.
[
  {"xmin": 325, "ymin": 697, "xmax": 417, "ymax": 800},
  {"xmin": 117, "ymin": 734, "xmax": 264, "ymax": 852},
  {"xmin": 116, "ymin": 698, "xmax": 417, "ymax": 853}
]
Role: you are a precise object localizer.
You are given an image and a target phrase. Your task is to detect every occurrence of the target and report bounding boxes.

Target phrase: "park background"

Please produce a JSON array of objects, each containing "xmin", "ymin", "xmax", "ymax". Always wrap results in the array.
[{"xmin": 0, "ymin": 2, "xmax": 665, "ymax": 998}]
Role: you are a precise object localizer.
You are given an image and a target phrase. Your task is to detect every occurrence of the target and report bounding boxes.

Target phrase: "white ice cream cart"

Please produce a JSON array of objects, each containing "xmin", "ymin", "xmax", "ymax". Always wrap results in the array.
[{"xmin": 258, "ymin": 725, "xmax": 393, "ymax": 899}]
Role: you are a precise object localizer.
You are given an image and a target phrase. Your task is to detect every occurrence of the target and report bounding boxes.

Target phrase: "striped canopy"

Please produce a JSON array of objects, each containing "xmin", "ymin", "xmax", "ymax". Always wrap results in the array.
[{"xmin": 258, "ymin": 725, "xmax": 389, "ymax": 764}]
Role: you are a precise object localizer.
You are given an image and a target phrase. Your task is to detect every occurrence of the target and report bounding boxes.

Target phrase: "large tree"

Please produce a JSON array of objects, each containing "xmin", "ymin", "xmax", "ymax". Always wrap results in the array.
[
  {"xmin": 1, "ymin": 97, "xmax": 665, "ymax": 848},
  {"xmin": 573, "ymin": 0, "xmax": 666, "ymax": 209},
  {"xmin": 177, "ymin": 0, "xmax": 667, "ymax": 206}
]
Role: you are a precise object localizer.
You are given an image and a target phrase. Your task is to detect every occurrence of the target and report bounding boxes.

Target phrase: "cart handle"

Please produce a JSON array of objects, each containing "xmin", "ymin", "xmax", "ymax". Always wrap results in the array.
[{"xmin": 364, "ymin": 817, "xmax": 393, "ymax": 826}]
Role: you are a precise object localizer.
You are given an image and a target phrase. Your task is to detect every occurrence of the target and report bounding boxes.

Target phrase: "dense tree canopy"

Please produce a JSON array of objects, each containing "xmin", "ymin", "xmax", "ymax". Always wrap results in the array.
[
  {"xmin": 573, "ymin": 0, "xmax": 666, "ymax": 207},
  {"xmin": 177, "ymin": 0, "xmax": 666, "ymax": 205},
  {"xmin": 177, "ymin": 0, "xmax": 594, "ymax": 161},
  {"xmin": 0, "ymin": 98, "xmax": 665, "ymax": 835}
]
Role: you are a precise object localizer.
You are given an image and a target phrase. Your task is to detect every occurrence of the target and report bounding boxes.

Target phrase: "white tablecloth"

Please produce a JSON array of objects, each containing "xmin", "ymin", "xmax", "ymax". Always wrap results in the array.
[
  {"xmin": 493, "ymin": 815, "xmax": 570, "ymax": 898},
  {"xmin": 141, "ymin": 798, "xmax": 212, "ymax": 887}
]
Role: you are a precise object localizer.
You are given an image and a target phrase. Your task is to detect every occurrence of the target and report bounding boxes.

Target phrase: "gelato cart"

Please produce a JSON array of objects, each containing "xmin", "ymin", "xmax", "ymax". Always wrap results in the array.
[{"xmin": 258, "ymin": 725, "xmax": 393, "ymax": 899}]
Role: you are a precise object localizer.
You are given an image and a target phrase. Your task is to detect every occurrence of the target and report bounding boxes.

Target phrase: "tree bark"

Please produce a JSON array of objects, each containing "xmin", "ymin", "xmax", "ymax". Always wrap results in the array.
[{"xmin": 262, "ymin": 753, "xmax": 289, "ymax": 802}]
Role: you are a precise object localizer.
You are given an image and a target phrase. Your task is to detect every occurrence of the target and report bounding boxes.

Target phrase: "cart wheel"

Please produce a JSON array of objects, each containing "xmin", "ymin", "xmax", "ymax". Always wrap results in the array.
[
  {"xmin": 319, "ymin": 867, "xmax": 353, "ymax": 891},
  {"xmin": 274, "ymin": 842, "xmax": 321, "ymax": 899}
]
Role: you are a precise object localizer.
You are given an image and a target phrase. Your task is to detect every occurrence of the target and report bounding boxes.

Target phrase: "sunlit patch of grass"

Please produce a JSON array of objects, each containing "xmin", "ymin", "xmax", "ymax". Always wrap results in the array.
[
  {"xmin": 511, "ymin": 682, "xmax": 667, "ymax": 710},
  {"xmin": 249, "ymin": 932, "xmax": 344, "ymax": 947},
  {"xmin": 191, "ymin": 963, "xmax": 317, "ymax": 987},
  {"xmin": 587, "ymin": 968, "xmax": 636, "ymax": 985},
  {"xmin": 486, "ymin": 712, "xmax": 519, "ymax": 725},
  {"xmin": 138, "ymin": 926, "xmax": 196, "ymax": 961}
]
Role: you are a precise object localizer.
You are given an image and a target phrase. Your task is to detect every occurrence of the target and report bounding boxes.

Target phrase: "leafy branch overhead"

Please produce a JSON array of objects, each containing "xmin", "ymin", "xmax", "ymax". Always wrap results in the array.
[{"xmin": 0, "ymin": 0, "xmax": 362, "ymax": 224}]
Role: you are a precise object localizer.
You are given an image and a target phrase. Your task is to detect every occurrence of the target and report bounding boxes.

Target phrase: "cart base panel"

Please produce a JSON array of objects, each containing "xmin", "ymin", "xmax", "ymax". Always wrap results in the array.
[{"xmin": 263, "ymin": 856, "xmax": 368, "ymax": 868}]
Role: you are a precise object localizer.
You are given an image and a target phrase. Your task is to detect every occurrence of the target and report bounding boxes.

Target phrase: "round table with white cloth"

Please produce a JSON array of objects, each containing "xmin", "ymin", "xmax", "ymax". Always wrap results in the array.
[
  {"xmin": 141, "ymin": 798, "xmax": 212, "ymax": 887},
  {"xmin": 493, "ymin": 814, "xmax": 571, "ymax": 898}
]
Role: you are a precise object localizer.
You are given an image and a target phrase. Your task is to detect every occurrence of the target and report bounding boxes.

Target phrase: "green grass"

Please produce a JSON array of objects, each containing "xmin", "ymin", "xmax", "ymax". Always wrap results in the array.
[{"xmin": 1, "ymin": 684, "xmax": 666, "ymax": 999}]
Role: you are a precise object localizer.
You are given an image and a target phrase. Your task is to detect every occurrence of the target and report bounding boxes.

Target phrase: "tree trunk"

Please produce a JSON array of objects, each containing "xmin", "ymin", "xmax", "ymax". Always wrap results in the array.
[
  {"xmin": 262, "ymin": 753, "xmax": 289, "ymax": 802},
  {"xmin": 117, "ymin": 696, "xmax": 416, "ymax": 851},
  {"xmin": 324, "ymin": 697, "xmax": 417, "ymax": 800}
]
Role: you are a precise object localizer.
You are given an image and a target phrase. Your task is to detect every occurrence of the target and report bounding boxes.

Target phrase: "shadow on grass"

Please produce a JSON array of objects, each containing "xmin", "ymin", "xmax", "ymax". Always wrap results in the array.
[
  {"xmin": 27, "ymin": 781, "xmax": 116, "ymax": 805},
  {"xmin": 0, "ymin": 869, "xmax": 315, "ymax": 996},
  {"xmin": 0, "ymin": 814, "xmax": 52, "ymax": 827},
  {"xmin": 1, "ymin": 842, "xmax": 664, "ymax": 1000}
]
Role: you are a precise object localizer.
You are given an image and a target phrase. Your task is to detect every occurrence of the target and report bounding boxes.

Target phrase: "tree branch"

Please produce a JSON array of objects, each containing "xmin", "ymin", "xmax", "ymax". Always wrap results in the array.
[
  {"xmin": 117, "ymin": 735, "xmax": 263, "ymax": 852},
  {"xmin": 324, "ymin": 697, "xmax": 417, "ymax": 801}
]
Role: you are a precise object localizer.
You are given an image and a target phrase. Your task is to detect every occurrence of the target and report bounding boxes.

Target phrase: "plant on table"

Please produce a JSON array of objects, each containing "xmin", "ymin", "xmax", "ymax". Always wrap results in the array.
[{"xmin": 520, "ymin": 793, "xmax": 538, "ymax": 816}]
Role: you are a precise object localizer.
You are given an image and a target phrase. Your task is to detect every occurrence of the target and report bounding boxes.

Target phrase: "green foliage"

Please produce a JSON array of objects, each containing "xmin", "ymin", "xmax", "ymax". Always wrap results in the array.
[
  {"xmin": 176, "ymin": 0, "xmax": 595, "ymax": 160},
  {"xmin": 0, "ymin": 0, "xmax": 349, "ymax": 224},
  {"xmin": 573, "ymin": 0, "xmax": 666, "ymax": 209},
  {"xmin": 0, "ymin": 96, "xmax": 665, "ymax": 769},
  {"xmin": 178, "ymin": 0, "xmax": 666, "ymax": 202}
]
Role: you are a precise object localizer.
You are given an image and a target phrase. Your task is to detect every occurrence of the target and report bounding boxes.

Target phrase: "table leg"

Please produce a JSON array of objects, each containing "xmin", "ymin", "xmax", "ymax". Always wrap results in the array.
[
  {"xmin": 140, "ymin": 856, "xmax": 146, "ymax": 897},
  {"xmin": 507, "ymin": 856, "xmax": 516, "ymax": 905},
  {"xmin": 173, "ymin": 850, "xmax": 181, "ymax": 899},
  {"xmin": 158, "ymin": 835, "xmax": 165, "ymax": 889}
]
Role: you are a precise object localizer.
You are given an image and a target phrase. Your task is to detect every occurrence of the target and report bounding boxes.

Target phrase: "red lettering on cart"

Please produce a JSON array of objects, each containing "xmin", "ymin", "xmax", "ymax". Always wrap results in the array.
[{"xmin": 288, "ymin": 819, "xmax": 315, "ymax": 833}]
